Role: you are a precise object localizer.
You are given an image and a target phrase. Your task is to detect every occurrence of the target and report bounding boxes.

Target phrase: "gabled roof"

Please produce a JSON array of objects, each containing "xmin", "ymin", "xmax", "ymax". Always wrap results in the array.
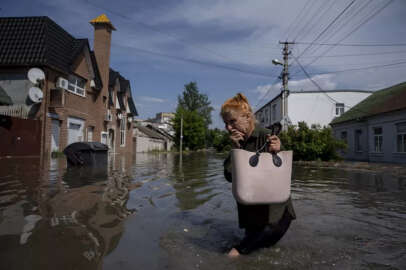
[
  {"xmin": 331, "ymin": 82, "xmax": 406, "ymax": 125},
  {"xmin": 127, "ymin": 97, "xmax": 138, "ymax": 116},
  {"xmin": 136, "ymin": 125, "xmax": 166, "ymax": 140},
  {"xmin": 0, "ymin": 16, "xmax": 102, "ymax": 90},
  {"xmin": 109, "ymin": 68, "xmax": 138, "ymax": 116}
]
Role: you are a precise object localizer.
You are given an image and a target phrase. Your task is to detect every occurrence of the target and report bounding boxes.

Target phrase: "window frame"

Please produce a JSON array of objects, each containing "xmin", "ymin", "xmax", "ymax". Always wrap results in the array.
[
  {"xmin": 354, "ymin": 129, "xmax": 363, "ymax": 152},
  {"xmin": 120, "ymin": 116, "xmax": 126, "ymax": 147},
  {"xmin": 372, "ymin": 127, "xmax": 383, "ymax": 153},
  {"xmin": 335, "ymin": 103, "xmax": 345, "ymax": 116},
  {"xmin": 67, "ymin": 75, "xmax": 86, "ymax": 97},
  {"xmin": 396, "ymin": 122, "xmax": 406, "ymax": 153}
]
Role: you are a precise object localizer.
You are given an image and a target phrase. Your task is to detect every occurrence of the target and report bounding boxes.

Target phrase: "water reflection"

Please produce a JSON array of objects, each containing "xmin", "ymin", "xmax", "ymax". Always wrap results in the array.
[
  {"xmin": 1, "ymin": 153, "xmax": 406, "ymax": 270},
  {"xmin": 0, "ymin": 154, "xmax": 136, "ymax": 270}
]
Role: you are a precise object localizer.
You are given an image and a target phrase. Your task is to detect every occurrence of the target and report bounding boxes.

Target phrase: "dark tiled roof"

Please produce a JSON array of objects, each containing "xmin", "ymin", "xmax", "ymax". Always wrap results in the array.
[
  {"xmin": 90, "ymin": 51, "xmax": 103, "ymax": 90},
  {"xmin": 109, "ymin": 68, "xmax": 130, "ymax": 93},
  {"xmin": 331, "ymin": 82, "xmax": 406, "ymax": 125},
  {"xmin": 0, "ymin": 16, "xmax": 73, "ymax": 72},
  {"xmin": 127, "ymin": 97, "xmax": 138, "ymax": 116},
  {"xmin": 0, "ymin": 16, "xmax": 102, "ymax": 91},
  {"xmin": 109, "ymin": 68, "xmax": 137, "ymax": 115},
  {"xmin": 109, "ymin": 68, "xmax": 120, "ymax": 87},
  {"xmin": 117, "ymin": 92, "xmax": 126, "ymax": 111}
]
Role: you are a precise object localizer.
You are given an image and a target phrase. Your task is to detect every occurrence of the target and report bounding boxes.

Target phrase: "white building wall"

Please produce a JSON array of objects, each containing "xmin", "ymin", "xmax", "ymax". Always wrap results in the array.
[
  {"xmin": 255, "ymin": 96, "xmax": 282, "ymax": 127},
  {"xmin": 287, "ymin": 91, "xmax": 372, "ymax": 127},
  {"xmin": 332, "ymin": 110, "xmax": 406, "ymax": 163}
]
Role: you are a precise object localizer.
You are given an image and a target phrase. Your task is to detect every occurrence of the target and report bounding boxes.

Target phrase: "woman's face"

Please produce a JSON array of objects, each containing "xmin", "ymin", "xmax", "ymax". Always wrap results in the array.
[{"xmin": 223, "ymin": 110, "xmax": 253, "ymax": 137}]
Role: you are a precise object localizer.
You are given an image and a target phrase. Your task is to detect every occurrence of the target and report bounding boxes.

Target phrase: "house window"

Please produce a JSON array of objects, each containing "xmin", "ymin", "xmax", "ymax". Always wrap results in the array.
[
  {"xmin": 87, "ymin": 126, "xmax": 94, "ymax": 142},
  {"xmin": 396, "ymin": 122, "xmax": 406, "ymax": 153},
  {"xmin": 340, "ymin": 131, "xmax": 347, "ymax": 144},
  {"xmin": 272, "ymin": 104, "xmax": 276, "ymax": 121},
  {"xmin": 120, "ymin": 117, "xmax": 126, "ymax": 146},
  {"xmin": 354, "ymin": 129, "xmax": 362, "ymax": 152},
  {"xmin": 67, "ymin": 75, "xmax": 86, "ymax": 97},
  {"xmin": 336, "ymin": 103, "xmax": 345, "ymax": 116},
  {"xmin": 373, "ymin": 127, "xmax": 383, "ymax": 153}
]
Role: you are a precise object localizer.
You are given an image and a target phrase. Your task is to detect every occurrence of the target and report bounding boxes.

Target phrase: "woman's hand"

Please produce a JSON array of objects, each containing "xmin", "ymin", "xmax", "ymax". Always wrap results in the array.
[
  {"xmin": 267, "ymin": 135, "xmax": 281, "ymax": 153},
  {"xmin": 229, "ymin": 129, "xmax": 244, "ymax": 148}
]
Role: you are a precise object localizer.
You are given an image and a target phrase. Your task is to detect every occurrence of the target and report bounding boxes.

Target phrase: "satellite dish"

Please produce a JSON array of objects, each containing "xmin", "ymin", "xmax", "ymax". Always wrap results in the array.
[
  {"xmin": 27, "ymin": 68, "xmax": 45, "ymax": 84},
  {"xmin": 28, "ymin": 87, "xmax": 43, "ymax": 103}
]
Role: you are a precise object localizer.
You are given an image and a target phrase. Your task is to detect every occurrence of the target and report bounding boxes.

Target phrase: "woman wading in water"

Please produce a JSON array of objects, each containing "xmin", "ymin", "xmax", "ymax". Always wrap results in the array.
[{"xmin": 221, "ymin": 93, "xmax": 296, "ymax": 257}]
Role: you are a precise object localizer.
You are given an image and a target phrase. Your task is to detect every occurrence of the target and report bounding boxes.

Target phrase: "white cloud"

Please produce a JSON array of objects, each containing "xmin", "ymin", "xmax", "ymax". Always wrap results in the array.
[{"xmin": 139, "ymin": 96, "xmax": 165, "ymax": 103}]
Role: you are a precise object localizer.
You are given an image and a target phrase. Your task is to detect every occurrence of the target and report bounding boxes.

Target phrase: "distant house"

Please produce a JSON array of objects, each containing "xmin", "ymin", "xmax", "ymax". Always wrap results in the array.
[
  {"xmin": 0, "ymin": 15, "xmax": 137, "ymax": 157},
  {"xmin": 148, "ymin": 112, "xmax": 175, "ymax": 136},
  {"xmin": 133, "ymin": 124, "xmax": 173, "ymax": 152},
  {"xmin": 330, "ymin": 82, "xmax": 406, "ymax": 163},
  {"xmin": 255, "ymin": 89, "xmax": 372, "ymax": 128}
]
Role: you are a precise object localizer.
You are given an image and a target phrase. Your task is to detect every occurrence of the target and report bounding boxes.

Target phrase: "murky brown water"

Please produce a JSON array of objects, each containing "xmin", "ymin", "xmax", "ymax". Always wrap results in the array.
[{"xmin": 1, "ymin": 152, "xmax": 405, "ymax": 270}]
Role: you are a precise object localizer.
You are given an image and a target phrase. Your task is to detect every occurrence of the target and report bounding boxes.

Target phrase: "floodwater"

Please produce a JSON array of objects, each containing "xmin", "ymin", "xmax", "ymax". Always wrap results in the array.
[{"xmin": 0, "ymin": 152, "xmax": 405, "ymax": 270}]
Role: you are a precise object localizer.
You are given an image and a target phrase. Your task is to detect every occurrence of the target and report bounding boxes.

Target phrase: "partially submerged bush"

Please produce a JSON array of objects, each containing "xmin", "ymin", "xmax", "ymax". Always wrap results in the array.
[{"xmin": 279, "ymin": 122, "xmax": 346, "ymax": 161}]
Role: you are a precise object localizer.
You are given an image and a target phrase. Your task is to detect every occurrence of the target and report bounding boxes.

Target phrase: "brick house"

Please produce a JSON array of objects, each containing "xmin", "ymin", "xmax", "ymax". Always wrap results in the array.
[
  {"xmin": 107, "ymin": 68, "xmax": 138, "ymax": 154},
  {"xmin": 0, "ymin": 15, "xmax": 137, "ymax": 157}
]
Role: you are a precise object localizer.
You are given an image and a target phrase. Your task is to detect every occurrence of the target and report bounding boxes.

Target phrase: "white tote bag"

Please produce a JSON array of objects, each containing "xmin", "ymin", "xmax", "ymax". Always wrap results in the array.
[{"xmin": 231, "ymin": 149, "xmax": 293, "ymax": 205}]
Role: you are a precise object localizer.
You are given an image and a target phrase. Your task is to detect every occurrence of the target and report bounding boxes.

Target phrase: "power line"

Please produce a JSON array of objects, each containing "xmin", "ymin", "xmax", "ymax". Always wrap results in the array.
[
  {"xmin": 301, "ymin": 61, "xmax": 406, "ymax": 76},
  {"xmin": 254, "ymin": 77, "xmax": 281, "ymax": 110},
  {"xmin": 294, "ymin": 41, "xmax": 406, "ymax": 47},
  {"xmin": 301, "ymin": 0, "xmax": 394, "ymax": 67},
  {"xmin": 285, "ymin": 0, "xmax": 314, "ymax": 40},
  {"xmin": 300, "ymin": 50, "xmax": 406, "ymax": 58},
  {"xmin": 296, "ymin": 0, "xmax": 357, "ymax": 59},
  {"xmin": 293, "ymin": 56, "xmax": 374, "ymax": 116},
  {"xmin": 84, "ymin": 0, "xmax": 241, "ymax": 64},
  {"xmin": 113, "ymin": 43, "xmax": 278, "ymax": 78}
]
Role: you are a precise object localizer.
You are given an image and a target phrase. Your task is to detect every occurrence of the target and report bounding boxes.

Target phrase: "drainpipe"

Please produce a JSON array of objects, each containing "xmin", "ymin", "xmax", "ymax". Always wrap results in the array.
[{"xmin": 40, "ymin": 70, "xmax": 49, "ymax": 169}]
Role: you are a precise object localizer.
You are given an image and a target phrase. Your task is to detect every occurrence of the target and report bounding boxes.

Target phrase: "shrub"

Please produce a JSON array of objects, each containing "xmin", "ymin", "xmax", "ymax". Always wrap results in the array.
[{"xmin": 279, "ymin": 122, "xmax": 346, "ymax": 161}]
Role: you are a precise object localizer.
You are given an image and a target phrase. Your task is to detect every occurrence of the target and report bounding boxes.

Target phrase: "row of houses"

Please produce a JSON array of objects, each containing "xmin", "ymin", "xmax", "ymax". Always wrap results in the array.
[
  {"xmin": 0, "ymin": 15, "xmax": 140, "ymax": 158},
  {"xmin": 255, "ymin": 83, "xmax": 406, "ymax": 163}
]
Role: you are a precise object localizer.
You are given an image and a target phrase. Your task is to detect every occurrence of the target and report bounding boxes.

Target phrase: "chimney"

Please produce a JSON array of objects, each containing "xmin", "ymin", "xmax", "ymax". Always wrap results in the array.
[{"xmin": 90, "ymin": 14, "xmax": 116, "ymax": 97}]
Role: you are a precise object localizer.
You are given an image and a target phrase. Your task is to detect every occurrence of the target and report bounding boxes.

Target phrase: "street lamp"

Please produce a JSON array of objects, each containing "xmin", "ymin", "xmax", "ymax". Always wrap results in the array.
[{"xmin": 272, "ymin": 59, "xmax": 283, "ymax": 66}]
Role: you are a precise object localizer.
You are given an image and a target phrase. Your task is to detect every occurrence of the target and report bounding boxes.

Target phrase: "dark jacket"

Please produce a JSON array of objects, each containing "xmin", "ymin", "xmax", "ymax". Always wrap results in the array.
[{"xmin": 224, "ymin": 125, "xmax": 296, "ymax": 229}]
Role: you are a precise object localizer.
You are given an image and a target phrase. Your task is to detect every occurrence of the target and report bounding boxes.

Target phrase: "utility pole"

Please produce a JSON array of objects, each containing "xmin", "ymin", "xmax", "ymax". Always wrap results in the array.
[
  {"xmin": 180, "ymin": 114, "xmax": 183, "ymax": 154},
  {"xmin": 279, "ymin": 41, "xmax": 294, "ymax": 131}
]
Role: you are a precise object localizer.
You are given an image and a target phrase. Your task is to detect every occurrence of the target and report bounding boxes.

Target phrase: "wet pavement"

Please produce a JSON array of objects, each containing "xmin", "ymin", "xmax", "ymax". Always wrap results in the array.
[{"xmin": 0, "ymin": 152, "xmax": 405, "ymax": 270}]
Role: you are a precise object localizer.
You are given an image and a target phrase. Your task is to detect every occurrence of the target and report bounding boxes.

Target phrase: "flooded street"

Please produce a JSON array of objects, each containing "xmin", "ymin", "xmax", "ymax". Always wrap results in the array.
[{"xmin": 1, "ymin": 152, "xmax": 405, "ymax": 270}]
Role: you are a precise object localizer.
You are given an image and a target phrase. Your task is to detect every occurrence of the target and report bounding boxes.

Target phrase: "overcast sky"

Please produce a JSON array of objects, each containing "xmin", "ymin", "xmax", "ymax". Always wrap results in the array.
[{"xmin": 2, "ymin": 0, "xmax": 406, "ymax": 128}]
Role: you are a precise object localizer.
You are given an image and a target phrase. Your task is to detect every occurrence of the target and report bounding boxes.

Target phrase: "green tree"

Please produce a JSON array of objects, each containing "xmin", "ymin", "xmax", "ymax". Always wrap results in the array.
[
  {"xmin": 279, "ymin": 122, "xmax": 347, "ymax": 161},
  {"xmin": 207, "ymin": 128, "xmax": 232, "ymax": 152},
  {"xmin": 173, "ymin": 107, "xmax": 206, "ymax": 150},
  {"xmin": 178, "ymin": 82, "xmax": 213, "ymax": 128}
]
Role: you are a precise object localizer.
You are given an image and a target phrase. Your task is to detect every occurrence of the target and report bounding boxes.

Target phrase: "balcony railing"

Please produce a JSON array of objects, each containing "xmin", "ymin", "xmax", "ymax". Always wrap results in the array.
[{"xmin": 0, "ymin": 105, "xmax": 29, "ymax": 119}]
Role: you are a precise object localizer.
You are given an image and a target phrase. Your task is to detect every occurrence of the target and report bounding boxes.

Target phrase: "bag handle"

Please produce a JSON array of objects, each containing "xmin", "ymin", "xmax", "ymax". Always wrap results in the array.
[{"xmin": 249, "ymin": 123, "xmax": 282, "ymax": 167}]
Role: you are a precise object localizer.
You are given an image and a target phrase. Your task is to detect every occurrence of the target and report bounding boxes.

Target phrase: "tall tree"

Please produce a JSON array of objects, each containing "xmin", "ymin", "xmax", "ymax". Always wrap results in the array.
[
  {"xmin": 173, "ymin": 107, "xmax": 206, "ymax": 150},
  {"xmin": 178, "ymin": 82, "xmax": 213, "ymax": 128}
]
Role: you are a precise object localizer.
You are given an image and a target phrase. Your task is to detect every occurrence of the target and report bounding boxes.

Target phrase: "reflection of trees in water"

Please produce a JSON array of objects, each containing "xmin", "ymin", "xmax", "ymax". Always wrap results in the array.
[
  {"xmin": 171, "ymin": 152, "xmax": 217, "ymax": 211},
  {"xmin": 0, "ymin": 158, "xmax": 138, "ymax": 270}
]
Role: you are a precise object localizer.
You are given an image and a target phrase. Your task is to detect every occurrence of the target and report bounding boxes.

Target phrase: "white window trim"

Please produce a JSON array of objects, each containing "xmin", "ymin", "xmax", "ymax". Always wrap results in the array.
[
  {"xmin": 372, "ymin": 127, "xmax": 383, "ymax": 153},
  {"xmin": 101, "ymin": 131, "xmax": 108, "ymax": 145},
  {"xmin": 120, "ymin": 117, "xmax": 126, "ymax": 147},
  {"xmin": 67, "ymin": 76, "xmax": 86, "ymax": 97},
  {"xmin": 335, "ymin": 103, "xmax": 345, "ymax": 116},
  {"xmin": 396, "ymin": 123, "xmax": 406, "ymax": 153}
]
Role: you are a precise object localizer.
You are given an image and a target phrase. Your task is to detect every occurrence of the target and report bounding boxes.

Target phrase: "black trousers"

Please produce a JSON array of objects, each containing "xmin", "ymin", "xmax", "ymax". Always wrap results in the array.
[{"xmin": 234, "ymin": 209, "xmax": 293, "ymax": 254}]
